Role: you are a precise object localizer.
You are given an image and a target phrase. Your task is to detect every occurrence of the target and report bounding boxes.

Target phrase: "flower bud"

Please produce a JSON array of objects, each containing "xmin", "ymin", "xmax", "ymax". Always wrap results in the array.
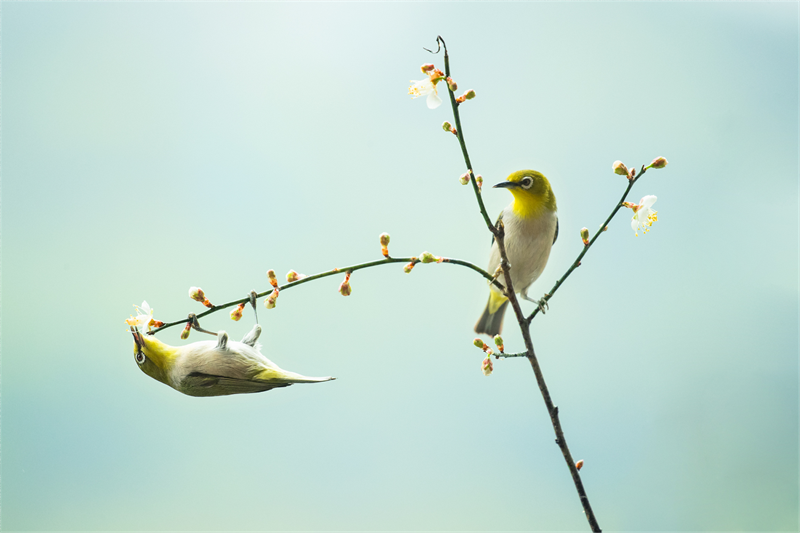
[
  {"xmin": 463, "ymin": 89, "xmax": 476, "ymax": 100},
  {"xmin": 338, "ymin": 272, "xmax": 352, "ymax": 296},
  {"xmin": 150, "ymin": 319, "xmax": 164, "ymax": 328},
  {"xmin": 267, "ymin": 269, "xmax": 278, "ymax": 288},
  {"xmin": 473, "ymin": 338, "xmax": 486, "ymax": 349},
  {"xmin": 649, "ymin": 156, "xmax": 668, "ymax": 169},
  {"xmin": 576, "ymin": 460, "xmax": 584, "ymax": 471},
  {"xmin": 446, "ymin": 77, "xmax": 458, "ymax": 92},
  {"xmin": 230, "ymin": 302, "xmax": 245, "ymax": 321},
  {"xmin": 612, "ymin": 161, "xmax": 629, "ymax": 176},
  {"xmin": 459, "ymin": 172, "xmax": 470, "ymax": 185},
  {"xmin": 603, "ymin": 225, "xmax": 608, "ymax": 232},
  {"xmin": 379, "ymin": 233, "xmax": 391, "ymax": 257},
  {"xmin": 493, "ymin": 334, "xmax": 504, "ymax": 353},
  {"xmin": 482, "ymin": 356, "xmax": 493, "ymax": 376},
  {"xmin": 265, "ymin": 289, "xmax": 279, "ymax": 309},
  {"xmin": 403, "ymin": 261, "xmax": 416, "ymax": 273},
  {"xmin": 189, "ymin": 287, "xmax": 205, "ymax": 302},
  {"xmin": 442, "ymin": 121, "xmax": 453, "ymax": 132},
  {"xmin": 189, "ymin": 286, "xmax": 212, "ymax": 308},
  {"xmin": 419, "ymin": 251, "xmax": 438, "ymax": 264},
  {"xmin": 181, "ymin": 322, "xmax": 191, "ymax": 340},
  {"xmin": 286, "ymin": 270, "xmax": 306, "ymax": 282},
  {"xmin": 580, "ymin": 227, "xmax": 590, "ymax": 246},
  {"xmin": 421, "ymin": 63, "xmax": 435, "ymax": 73},
  {"xmin": 475, "ymin": 175, "xmax": 483, "ymax": 189}
]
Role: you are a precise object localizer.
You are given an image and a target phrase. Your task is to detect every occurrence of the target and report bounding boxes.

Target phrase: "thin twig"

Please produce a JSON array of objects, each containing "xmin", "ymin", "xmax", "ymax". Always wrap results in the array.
[
  {"xmin": 527, "ymin": 171, "xmax": 644, "ymax": 324},
  {"xmin": 436, "ymin": 36, "xmax": 496, "ymax": 234},
  {"xmin": 150, "ymin": 255, "xmax": 503, "ymax": 335},
  {"xmin": 440, "ymin": 37, "xmax": 602, "ymax": 532}
]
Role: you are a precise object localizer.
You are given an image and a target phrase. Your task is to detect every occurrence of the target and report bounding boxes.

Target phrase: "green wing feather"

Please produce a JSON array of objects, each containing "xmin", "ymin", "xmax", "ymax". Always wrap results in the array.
[{"xmin": 180, "ymin": 372, "xmax": 292, "ymax": 397}]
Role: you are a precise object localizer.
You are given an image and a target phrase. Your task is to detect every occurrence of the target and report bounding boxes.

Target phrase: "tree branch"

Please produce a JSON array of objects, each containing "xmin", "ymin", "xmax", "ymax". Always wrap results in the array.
[
  {"xmin": 526, "ymin": 170, "xmax": 644, "ymax": 323},
  {"xmin": 149, "ymin": 254, "xmax": 504, "ymax": 335},
  {"xmin": 436, "ymin": 36, "xmax": 496, "ymax": 234},
  {"xmin": 438, "ymin": 36, "xmax": 602, "ymax": 532}
]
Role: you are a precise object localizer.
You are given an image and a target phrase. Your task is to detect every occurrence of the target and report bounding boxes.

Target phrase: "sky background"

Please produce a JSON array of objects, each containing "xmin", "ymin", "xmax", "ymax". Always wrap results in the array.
[{"xmin": 2, "ymin": 2, "xmax": 798, "ymax": 532}]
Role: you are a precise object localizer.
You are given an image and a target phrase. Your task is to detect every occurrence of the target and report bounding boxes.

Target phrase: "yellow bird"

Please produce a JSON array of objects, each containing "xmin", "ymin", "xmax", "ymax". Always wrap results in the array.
[
  {"xmin": 474, "ymin": 170, "xmax": 558, "ymax": 336},
  {"xmin": 131, "ymin": 324, "xmax": 334, "ymax": 397}
]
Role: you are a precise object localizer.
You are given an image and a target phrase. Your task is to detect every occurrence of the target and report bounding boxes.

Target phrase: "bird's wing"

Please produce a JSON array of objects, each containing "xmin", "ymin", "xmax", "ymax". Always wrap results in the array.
[
  {"xmin": 181, "ymin": 371, "xmax": 292, "ymax": 396},
  {"xmin": 553, "ymin": 217, "xmax": 559, "ymax": 245}
]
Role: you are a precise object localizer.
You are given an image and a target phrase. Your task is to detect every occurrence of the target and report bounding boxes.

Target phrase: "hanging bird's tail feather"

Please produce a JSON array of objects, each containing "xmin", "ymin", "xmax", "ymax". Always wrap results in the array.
[{"xmin": 474, "ymin": 292, "xmax": 509, "ymax": 336}]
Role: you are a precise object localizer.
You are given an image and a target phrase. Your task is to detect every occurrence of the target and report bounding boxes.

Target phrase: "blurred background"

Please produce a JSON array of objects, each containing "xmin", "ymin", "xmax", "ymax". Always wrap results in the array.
[{"xmin": 2, "ymin": 2, "xmax": 797, "ymax": 531}]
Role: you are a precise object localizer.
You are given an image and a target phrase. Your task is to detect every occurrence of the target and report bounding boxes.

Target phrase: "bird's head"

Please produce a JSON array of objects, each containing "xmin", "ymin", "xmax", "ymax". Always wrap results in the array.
[
  {"xmin": 494, "ymin": 170, "xmax": 557, "ymax": 219},
  {"xmin": 131, "ymin": 328, "xmax": 178, "ymax": 386}
]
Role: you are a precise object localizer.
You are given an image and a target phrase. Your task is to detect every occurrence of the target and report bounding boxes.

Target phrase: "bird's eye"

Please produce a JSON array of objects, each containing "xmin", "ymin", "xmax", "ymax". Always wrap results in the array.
[
  {"xmin": 135, "ymin": 351, "xmax": 146, "ymax": 365},
  {"xmin": 520, "ymin": 177, "xmax": 533, "ymax": 189}
]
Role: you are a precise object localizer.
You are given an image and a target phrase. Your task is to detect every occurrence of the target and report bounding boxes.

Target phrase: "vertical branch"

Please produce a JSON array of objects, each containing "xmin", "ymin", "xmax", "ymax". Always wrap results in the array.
[
  {"xmin": 437, "ymin": 36, "xmax": 602, "ymax": 532},
  {"xmin": 437, "ymin": 36, "xmax": 496, "ymax": 234}
]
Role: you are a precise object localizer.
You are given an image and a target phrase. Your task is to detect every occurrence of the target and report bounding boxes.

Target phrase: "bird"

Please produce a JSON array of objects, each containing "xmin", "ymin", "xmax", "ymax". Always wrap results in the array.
[
  {"xmin": 474, "ymin": 170, "xmax": 558, "ymax": 336},
  {"xmin": 130, "ymin": 324, "xmax": 334, "ymax": 397}
]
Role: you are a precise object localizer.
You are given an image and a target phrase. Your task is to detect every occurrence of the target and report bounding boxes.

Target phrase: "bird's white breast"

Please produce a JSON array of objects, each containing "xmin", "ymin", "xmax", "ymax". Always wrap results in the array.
[{"xmin": 487, "ymin": 207, "xmax": 557, "ymax": 295}]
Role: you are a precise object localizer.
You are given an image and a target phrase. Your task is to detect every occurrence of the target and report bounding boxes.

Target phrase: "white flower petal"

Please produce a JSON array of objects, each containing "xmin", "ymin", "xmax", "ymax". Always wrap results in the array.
[
  {"xmin": 640, "ymin": 195, "xmax": 657, "ymax": 209},
  {"xmin": 409, "ymin": 79, "xmax": 434, "ymax": 98},
  {"xmin": 631, "ymin": 216, "xmax": 639, "ymax": 232},
  {"xmin": 426, "ymin": 91, "xmax": 442, "ymax": 109}
]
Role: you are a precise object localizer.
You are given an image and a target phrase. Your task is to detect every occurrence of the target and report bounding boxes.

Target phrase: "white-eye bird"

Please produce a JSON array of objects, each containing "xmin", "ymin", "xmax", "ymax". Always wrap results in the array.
[
  {"xmin": 131, "ymin": 324, "xmax": 334, "ymax": 397},
  {"xmin": 474, "ymin": 170, "xmax": 558, "ymax": 336}
]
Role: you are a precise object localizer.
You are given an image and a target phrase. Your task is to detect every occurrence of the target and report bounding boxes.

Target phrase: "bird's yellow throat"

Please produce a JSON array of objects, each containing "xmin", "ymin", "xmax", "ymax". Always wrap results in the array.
[{"xmin": 509, "ymin": 188, "xmax": 557, "ymax": 220}]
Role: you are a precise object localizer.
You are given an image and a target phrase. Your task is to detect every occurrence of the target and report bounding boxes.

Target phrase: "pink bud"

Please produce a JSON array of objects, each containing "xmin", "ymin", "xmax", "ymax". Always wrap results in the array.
[
  {"xmin": 230, "ymin": 303, "xmax": 245, "ymax": 321},
  {"xmin": 421, "ymin": 63, "xmax": 435, "ymax": 73},
  {"xmin": 286, "ymin": 270, "xmax": 306, "ymax": 283},
  {"xmin": 446, "ymin": 77, "xmax": 458, "ymax": 92},
  {"xmin": 265, "ymin": 289, "xmax": 279, "ymax": 309},
  {"xmin": 338, "ymin": 272, "xmax": 352, "ymax": 296},
  {"xmin": 189, "ymin": 286, "xmax": 212, "ymax": 308},
  {"xmin": 481, "ymin": 356, "xmax": 493, "ymax": 376},
  {"xmin": 649, "ymin": 157, "xmax": 668, "ymax": 169},
  {"xmin": 189, "ymin": 287, "xmax": 205, "ymax": 302},
  {"xmin": 403, "ymin": 261, "xmax": 416, "ymax": 274},
  {"xmin": 473, "ymin": 338, "xmax": 486, "ymax": 349},
  {"xmin": 580, "ymin": 227, "xmax": 590, "ymax": 246},
  {"xmin": 612, "ymin": 161, "xmax": 629, "ymax": 176},
  {"xmin": 181, "ymin": 323, "xmax": 191, "ymax": 340}
]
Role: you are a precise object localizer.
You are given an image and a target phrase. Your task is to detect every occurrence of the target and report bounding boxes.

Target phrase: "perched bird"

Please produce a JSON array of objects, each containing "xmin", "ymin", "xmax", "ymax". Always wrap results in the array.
[
  {"xmin": 130, "ymin": 324, "xmax": 334, "ymax": 397},
  {"xmin": 474, "ymin": 170, "xmax": 558, "ymax": 336}
]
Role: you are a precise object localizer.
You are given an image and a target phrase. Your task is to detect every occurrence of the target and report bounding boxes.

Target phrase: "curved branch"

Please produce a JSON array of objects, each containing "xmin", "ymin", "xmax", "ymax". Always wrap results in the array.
[
  {"xmin": 149, "ymin": 254, "xmax": 503, "ymax": 335},
  {"xmin": 526, "ymin": 171, "xmax": 644, "ymax": 323}
]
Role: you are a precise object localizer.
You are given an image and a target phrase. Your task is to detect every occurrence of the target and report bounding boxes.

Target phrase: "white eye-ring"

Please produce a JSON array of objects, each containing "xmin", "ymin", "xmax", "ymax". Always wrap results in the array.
[
  {"xmin": 135, "ymin": 351, "xmax": 146, "ymax": 365},
  {"xmin": 520, "ymin": 177, "xmax": 533, "ymax": 189}
]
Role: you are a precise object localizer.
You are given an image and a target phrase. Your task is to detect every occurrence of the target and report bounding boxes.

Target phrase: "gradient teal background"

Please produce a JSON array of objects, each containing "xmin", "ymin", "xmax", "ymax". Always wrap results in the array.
[{"xmin": 2, "ymin": 2, "xmax": 798, "ymax": 531}]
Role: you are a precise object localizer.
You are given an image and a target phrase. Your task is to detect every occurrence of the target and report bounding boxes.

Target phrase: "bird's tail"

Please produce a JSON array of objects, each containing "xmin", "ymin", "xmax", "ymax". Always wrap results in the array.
[
  {"xmin": 474, "ymin": 291, "xmax": 509, "ymax": 336},
  {"xmin": 256, "ymin": 367, "xmax": 336, "ymax": 384}
]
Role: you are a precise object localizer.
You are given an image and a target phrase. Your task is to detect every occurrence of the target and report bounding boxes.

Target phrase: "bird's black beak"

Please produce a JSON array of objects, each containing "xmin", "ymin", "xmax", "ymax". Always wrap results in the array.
[
  {"xmin": 131, "ymin": 327, "xmax": 145, "ymax": 353},
  {"xmin": 493, "ymin": 181, "xmax": 516, "ymax": 189}
]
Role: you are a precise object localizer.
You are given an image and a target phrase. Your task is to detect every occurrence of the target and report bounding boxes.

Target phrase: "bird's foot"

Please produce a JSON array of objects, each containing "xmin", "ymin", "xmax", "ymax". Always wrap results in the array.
[{"xmin": 521, "ymin": 293, "xmax": 549, "ymax": 314}]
